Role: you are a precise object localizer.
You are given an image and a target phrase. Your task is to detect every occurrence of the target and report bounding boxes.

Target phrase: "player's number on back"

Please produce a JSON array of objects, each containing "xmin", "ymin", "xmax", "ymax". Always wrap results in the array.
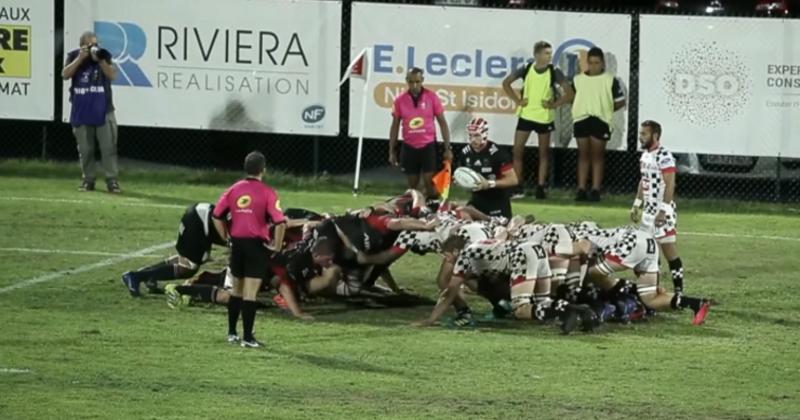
[
  {"xmin": 646, "ymin": 239, "xmax": 657, "ymax": 255},
  {"xmin": 534, "ymin": 246, "xmax": 547, "ymax": 259}
]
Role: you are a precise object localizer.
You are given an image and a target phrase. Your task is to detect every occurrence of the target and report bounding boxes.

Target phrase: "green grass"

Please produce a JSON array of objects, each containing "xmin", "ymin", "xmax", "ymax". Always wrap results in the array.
[{"xmin": 1, "ymin": 161, "xmax": 799, "ymax": 419}]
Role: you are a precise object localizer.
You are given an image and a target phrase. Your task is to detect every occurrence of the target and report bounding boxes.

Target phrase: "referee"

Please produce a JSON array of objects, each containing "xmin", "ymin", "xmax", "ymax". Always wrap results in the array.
[
  {"xmin": 569, "ymin": 47, "xmax": 626, "ymax": 202},
  {"xmin": 389, "ymin": 67, "xmax": 452, "ymax": 199},
  {"xmin": 212, "ymin": 151, "xmax": 286, "ymax": 348}
]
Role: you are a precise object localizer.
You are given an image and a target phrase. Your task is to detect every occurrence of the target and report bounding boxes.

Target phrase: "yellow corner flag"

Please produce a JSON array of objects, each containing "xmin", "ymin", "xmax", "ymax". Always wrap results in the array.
[{"xmin": 432, "ymin": 160, "xmax": 452, "ymax": 200}]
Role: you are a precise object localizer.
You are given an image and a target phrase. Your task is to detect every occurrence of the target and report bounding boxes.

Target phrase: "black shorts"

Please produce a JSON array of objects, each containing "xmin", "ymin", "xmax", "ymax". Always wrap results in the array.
[
  {"xmin": 400, "ymin": 142, "xmax": 437, "ymax": 175},
  {"xmin": 229, "ymin": 238, "xmax": 270, "ymax": 280},
  {"xmin": 175, "ymin": 209, "xmax": 212, "ymax": 267},
  {"xmin": 573, "ymin": 116, "xmax": 611, "ymax": 141},
  {"xmin": 468, "ymin": 193, "xmax": 512, "ymax": 219},
  {"xmin": 516, "ymin": 118, "xmax": 555, "ymax": 135}
]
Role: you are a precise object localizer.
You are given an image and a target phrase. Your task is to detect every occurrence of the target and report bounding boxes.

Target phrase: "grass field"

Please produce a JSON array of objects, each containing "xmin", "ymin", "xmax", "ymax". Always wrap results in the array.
[{"xmin": 1, "ymin": 160, "xmax": 799, "ymax": 419}]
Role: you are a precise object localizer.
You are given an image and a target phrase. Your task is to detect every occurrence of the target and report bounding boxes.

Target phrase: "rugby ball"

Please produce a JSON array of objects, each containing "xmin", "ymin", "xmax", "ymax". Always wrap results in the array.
[{"xmin": 453, "ymin": 167, "xmax": 486, "ymax": 190}]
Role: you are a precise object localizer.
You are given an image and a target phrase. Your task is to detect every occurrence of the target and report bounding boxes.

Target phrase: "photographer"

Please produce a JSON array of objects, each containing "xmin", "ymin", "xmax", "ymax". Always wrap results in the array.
[{"xmin": 62, "ymin": 31, "xmax": 121, "ymax": 193}]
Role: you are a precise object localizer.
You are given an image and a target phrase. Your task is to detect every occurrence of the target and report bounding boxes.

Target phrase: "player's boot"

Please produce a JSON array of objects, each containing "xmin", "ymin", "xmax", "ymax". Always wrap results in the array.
[
  {"xmin": 560, "ymin": 305, "xmax": 581, "ymax": 335},
  {"xmin": 241, "ymin": 337, "xmax": 263, "ymax": 349},
  {"xmin": 451, "ymin": 307, "xmax": 476, "ymax": 328},
  {"xmin": 491, "ymin": 299, "xmax": 512, "ymax": 319},
  {"xmin": 121, "ymin": 272, "xmax": 140, "ymax": 297},
  {"xmin": 691, "ymin": 299, "xmax": 712, "ymax": 326},
  {"xmin": 575, "ymin": 304, "xmax": 599, "ymax": 332},
  {"xmin": 226, "ymin": 334, "xmax": 241, "ymax": 344},
  {"xmin": 165, "ymin": 284, "xmax": 187, "ymax": 309}
]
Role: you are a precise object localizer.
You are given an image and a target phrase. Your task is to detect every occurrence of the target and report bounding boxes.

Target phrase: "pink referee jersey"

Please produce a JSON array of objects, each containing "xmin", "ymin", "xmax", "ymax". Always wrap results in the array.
[
  {"xmin": 213, "ymin": 178, "xmax": 285, "ymax": 241},
  {"xmin": 392, "ymin": 88, "xmax": 444, "ymax": 149}
]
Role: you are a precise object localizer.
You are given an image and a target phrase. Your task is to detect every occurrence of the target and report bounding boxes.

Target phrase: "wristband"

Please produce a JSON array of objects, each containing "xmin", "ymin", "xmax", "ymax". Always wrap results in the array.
[
  {"xmin": 632, "ymin": 198, "xmax": 642, "ymax": 208},
  {"xmin": 488, "ymin": 180, "xmax": 496, "ymax": 189}
]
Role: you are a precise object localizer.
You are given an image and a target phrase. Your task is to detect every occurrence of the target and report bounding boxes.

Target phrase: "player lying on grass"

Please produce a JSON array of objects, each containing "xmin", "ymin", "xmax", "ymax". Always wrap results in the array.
[
  {"xmin": 122, "ymin": 206, "xmax": 324, "ymax": 297},
  {"xmin": 166, "ymin": 238, "xmax": 337, "ymax": 320},
  {"xmin": 122, "ymin": 202, "xmax": 227, "ymax": 297},
  {"xmin": 568, "ymin": 222, "xmax": 712, "ymax": 325},
  {"xmin": 413, "ymin": 235, "xmax": 598, "ymax": 334}
]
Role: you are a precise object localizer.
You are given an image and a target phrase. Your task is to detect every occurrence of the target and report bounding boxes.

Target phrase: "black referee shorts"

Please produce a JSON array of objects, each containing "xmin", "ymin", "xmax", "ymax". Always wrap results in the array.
[
  {"xmin": 400, "ymin": 142, "xmax": 437, "ymax": 175},
  {"xmin": 229, "ymin": 238, "xmax": 270, "ymax": 280}
]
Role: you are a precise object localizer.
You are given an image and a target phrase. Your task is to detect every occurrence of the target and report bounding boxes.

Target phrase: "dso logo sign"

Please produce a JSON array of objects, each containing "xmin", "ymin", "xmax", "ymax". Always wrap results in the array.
[
  {"xmin": 94, "ymin": 21, "xmax": 152, "ymax": 87},
  {"xmin": 663, "ymin": 42, "xmax": 752, "ymax": 127}
]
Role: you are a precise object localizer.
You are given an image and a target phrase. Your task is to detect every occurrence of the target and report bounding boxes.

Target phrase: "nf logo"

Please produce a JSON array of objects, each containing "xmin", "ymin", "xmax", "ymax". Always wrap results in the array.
[
  {"xmin": 663, "ymin": 42, "xmax": 752, "ymax": 126},
  {"xmin": 302, "ymin": 105, "xmax": 325, "ymax": 123},
  {"xmin": 94, "ymin": 21, "xmax": 151, "ymax": 87}
]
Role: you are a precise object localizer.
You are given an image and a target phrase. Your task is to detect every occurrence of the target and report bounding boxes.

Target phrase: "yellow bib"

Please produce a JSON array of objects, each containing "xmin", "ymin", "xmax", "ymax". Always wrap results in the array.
[
  {"xmin": 516, "ymin": 65, "xmax": 554, "ymax": 124},
  {"xmin": 571, "ymin": 72, "xmax": 615, "ymax": 128}
]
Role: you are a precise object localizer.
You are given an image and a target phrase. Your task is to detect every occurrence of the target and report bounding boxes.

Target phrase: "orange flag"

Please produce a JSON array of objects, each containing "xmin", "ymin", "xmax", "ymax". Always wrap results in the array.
[{"xmin": 432, "ymin": 160, "xmax": 452, "ymax": 200}]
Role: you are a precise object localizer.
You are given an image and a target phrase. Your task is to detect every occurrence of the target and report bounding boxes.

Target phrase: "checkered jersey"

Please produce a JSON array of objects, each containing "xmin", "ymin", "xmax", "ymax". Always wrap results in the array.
[
  {"xmin": 573, "ymin": 224, "xmax": 633, "ymax": 258},
  {"xmin": 640, "ymin": 146, "xmax": 676, "ymax": 214},
  {"xmin": 514, "ymin": 223, "xmax": 574, "ymax": 256},
  {"xmin": 391, "ymin": 211, "xmax": 462, "ymax": 255},
  {"xmin": 454, "ymin": 239, "xmax": 513, "ymax": 278},
  {"xmin": 456, "ymin": 222, "xmax": 492, "ymax": 244},
  {"xmin": 603, "ymin": 229, "xmax": 660, "ymax": 273},
  {"xmin": 454, "ymin": 240, "xmax": 550, "ymax": 283},
  {"xmin": 511, "ymin": 223, "xmax": 547, "ymax": 242}
]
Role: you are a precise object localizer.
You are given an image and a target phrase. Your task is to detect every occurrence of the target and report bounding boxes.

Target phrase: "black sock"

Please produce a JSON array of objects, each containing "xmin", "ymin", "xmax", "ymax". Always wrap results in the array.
[
  {"xmin": 671, "ymin": 294, "xmax": 701, "ymax": 311},
  {"xmin": 130, "ymin": 261, "xmax": 176, "ymax": 283},
  {"xmin": 668, "ymin": 258, "xmax": 685, "ymax": 293},
  {"xmin": 175, "ymin": 285, "xmax": 215, "ymax": 303},
  {"xmin": 241, "ymin": 300, "xmax": 258, "ymax": 342},
  {"xmin": 227, "ymin": 296, "xmax": 242, "ymax": 336}
]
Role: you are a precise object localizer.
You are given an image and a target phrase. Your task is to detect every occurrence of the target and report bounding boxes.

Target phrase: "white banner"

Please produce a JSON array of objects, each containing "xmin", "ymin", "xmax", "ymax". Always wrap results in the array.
[
  {"xmin": 63, "ymin": 0, "xmax": 341, "ymax": 135},
  {"xmin": 0, "ymin": 0, "xmax": 54, "ymax": 120},
  {"xmin": 640, "ymin": 15, "xmax": 800, "ymax": 158},
  {"xmin": 349, "ymin": 3, "xmax": 631, "ymax": 149}
]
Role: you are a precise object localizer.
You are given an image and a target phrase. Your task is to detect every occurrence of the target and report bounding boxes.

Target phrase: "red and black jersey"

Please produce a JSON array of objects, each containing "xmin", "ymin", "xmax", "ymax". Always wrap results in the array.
[
  {"xmin": 457, "ymin": 141, "xmax": 513, "ymax": 203},
  {"xmin": 269, "ymin": 246, "xmax": 322, "ymax": 290}
]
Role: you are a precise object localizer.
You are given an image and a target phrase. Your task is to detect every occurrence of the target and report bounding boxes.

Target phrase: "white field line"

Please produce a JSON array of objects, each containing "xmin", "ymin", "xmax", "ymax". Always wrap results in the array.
[
  {"xmin": 0, "ymin": 368, "xmax": 32, "ymax": 374},
  {"xmin": 1, "ymin": 196, "xmax": 185, "ymax": 209},
  {"xmin": 0, "ymin": 242, "xmax": 173, "ymax": 295},
  {"xmin": 0, "ymin": 247, "xmax": 162, "ymax": 257},
  {"xmin": 682, "ymin": 231, "xmax": 800, "ymax": 242}
]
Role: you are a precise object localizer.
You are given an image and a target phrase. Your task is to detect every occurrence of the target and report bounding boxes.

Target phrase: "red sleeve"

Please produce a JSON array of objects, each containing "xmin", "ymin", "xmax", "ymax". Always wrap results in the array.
[
  {"xmin": 661, "ymin": 167, "xmax": 677, "ymax": 174},
  {"xmin": 265, "ymin": 187, "xmax": 286, "ymax": 224},
  {"xmin": 366, "ymin": 215, "xmax": 392, "ymax": 234},
  {"xmin": 499, "ymin": 162, "xmax": 514, "ymax": 175},
  {"xmin": 212, "ymin": 188, "xmax": 231, "ymax": 219}
]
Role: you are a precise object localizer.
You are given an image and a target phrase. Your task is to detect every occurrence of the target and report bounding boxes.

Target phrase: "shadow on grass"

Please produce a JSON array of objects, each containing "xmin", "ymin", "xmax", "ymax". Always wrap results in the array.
[
  {"xmin": 269, "ymin": 348, "xmax": 408, "ymax": 377},
  {"xmin": 713, "ymin": 308, "xmax": 800, "ymax": 328}
]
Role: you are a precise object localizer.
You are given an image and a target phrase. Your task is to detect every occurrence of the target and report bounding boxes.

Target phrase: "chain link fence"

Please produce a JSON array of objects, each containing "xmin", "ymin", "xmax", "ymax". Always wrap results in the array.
[{"xmin": 2, "ymin": 0, "xmax": 798, "ymax": 202}]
